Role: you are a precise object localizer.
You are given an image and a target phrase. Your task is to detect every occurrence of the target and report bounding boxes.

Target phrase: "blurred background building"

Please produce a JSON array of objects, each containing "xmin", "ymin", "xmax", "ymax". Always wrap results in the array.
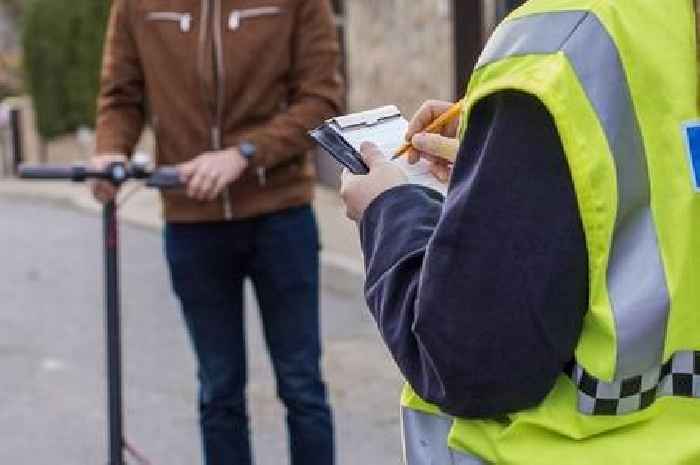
[{"xmin": 345, "ymin": 0, "xmax": 525, "ymax": 115}]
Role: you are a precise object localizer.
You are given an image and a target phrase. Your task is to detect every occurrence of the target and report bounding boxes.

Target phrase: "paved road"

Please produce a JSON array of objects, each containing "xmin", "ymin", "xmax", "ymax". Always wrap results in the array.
[{"xmin": 0, "ymin": 197, "xmax": 403, "ymax": 465}]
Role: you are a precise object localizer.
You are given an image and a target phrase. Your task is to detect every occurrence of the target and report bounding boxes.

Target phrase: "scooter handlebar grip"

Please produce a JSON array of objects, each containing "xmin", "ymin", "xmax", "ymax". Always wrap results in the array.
[
  {"xmin": 18, "ymin": 164, "xmax": 78, "ymax": 180},
  {"xmin": 146, "ymin": 167, "xmax": 183, "ymax": 189}
]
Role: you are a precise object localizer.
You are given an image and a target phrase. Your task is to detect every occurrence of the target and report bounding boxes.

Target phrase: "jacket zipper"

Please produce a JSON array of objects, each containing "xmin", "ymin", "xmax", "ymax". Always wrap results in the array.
[
  {"xmin": 228, "ymin": 7, "xmax": 283, "ymax": 31},
  {"xmin": 146, "ymin": 12, "xmax": 193, "ymax": 32},
  {"xmin": 209, "ymin": 0, "xmax": 233, "ymax": 219}
]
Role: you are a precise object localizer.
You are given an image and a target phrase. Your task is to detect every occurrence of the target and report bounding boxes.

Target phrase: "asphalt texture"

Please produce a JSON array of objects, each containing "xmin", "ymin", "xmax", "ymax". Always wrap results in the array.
[{"xmin": 0, "ymin": 196, "xmax": 403, "ymax": 465}]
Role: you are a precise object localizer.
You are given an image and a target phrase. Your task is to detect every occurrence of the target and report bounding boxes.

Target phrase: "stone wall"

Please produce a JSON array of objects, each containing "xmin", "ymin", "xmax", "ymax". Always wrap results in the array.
[{"xmin": 345, "ymin": 0, "xmax": 454, "ymax": 117}]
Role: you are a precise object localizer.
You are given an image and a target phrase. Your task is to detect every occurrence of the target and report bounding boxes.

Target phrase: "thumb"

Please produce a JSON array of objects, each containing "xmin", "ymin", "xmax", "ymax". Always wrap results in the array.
[
  {"xmin": 359, "ymin": 141, "xmax": 386, "ymax": 168},
  {"xmin": 411, "ymin": 133, "xmax": 459, "ymax": 163},
  {"xmin": 177, "ymin": 160, "xmax": 196, "ymax": 181}
]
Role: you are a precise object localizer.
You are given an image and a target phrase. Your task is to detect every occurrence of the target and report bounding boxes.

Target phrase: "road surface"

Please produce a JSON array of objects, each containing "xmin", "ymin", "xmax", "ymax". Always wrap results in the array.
[{"xmin": 0, "ymin": 196, "xmax": 403, "ymax": 465}]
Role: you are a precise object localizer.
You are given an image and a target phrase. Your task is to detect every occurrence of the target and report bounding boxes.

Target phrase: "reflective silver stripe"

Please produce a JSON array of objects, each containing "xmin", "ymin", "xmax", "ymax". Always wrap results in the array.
[
  {"xmin": 401, "ymin": 407, "xmax": 487, "ymax": 465},
  {"xmin": 478, "ymin": 11, "xmax": 670, "ymax": 380}
]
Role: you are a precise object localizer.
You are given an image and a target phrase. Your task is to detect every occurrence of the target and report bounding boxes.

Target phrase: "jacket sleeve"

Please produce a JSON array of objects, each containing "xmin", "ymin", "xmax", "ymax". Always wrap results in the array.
[
  {"xmin": 95, "ymin": 0, "xmax": 146, "ymax": 156},
  {"xmin": 360, "ymin": 92, "xmax": 589, "ymax": 418},
  {"xmin": 245, "ymin": 0, "xmax": 345, "ymax": 169}
]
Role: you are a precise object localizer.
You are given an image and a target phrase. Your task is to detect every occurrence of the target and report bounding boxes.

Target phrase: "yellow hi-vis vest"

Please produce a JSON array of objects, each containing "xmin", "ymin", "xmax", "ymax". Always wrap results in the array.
[{"xmin": 401, "ymin": 1, "xmax": 700, "ymax": 464}]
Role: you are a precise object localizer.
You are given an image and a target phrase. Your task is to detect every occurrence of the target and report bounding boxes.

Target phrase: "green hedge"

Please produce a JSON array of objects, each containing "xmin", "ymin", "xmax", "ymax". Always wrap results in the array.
[{"xmin": 22, "ymin": 0, "xmax": 110, "ymax": 139}]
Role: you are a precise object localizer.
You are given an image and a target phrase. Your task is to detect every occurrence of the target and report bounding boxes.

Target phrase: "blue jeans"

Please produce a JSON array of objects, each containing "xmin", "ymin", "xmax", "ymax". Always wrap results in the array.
[{"xmin": 165, "ymin": 206, "xmax": 334, "ymax": 465}]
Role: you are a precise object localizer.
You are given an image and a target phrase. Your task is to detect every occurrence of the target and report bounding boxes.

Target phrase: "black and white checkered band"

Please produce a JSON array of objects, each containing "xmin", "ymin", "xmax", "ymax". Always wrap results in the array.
[{"xmin": 565, "ymin": 351, "xmax": 700, "ymax": 416}]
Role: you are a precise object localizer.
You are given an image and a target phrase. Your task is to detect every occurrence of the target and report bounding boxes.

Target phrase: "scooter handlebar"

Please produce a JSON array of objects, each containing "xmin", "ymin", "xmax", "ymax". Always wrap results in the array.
[
  {"xmin": 146, "ymin": 166, "xmax": 183, "ymax": 189},
  {"xmin": 18, "ymin": 164, "xmax": 83, "ymax": 180},
  {"xmin": 18, "ymin": 163, "xmax": 183, "ymax": 189}
]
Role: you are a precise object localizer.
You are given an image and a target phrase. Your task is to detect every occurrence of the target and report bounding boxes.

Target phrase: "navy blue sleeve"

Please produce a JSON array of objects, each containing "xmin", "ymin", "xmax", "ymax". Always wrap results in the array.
[{"xmin": 359, "ymin": 92, "xmax": 589, "ymax": 418}]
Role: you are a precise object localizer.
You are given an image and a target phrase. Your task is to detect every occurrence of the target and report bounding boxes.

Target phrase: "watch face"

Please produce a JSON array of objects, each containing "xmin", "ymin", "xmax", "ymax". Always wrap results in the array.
[{"xmin": 240, "ymin": 142, "xmax": 256, "ymax": 159}]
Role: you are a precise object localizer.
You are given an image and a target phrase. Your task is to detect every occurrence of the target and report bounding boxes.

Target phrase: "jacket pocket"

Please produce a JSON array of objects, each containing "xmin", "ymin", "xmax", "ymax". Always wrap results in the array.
[
  {"xmin": 145, "ymin": 11, "xmax": 193, "ymax": 32},
  {"xmin": 228, "ymin": 7, "xmax": 284, "ymax": 31}
]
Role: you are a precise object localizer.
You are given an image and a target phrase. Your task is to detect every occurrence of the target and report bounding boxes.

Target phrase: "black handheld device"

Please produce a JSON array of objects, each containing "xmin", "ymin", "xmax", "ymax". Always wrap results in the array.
[{"xmin": 309, "ymin": 124, "xmax": 369, "ymax": 175}]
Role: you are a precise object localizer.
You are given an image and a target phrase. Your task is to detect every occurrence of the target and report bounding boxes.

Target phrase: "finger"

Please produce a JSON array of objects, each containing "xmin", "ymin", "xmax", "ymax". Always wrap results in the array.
[
  {"xmin": 90, "ymin": 181, "xmax": 106, "ymax": 203},
  {"xmin": 197, "ymin": 174, "xmax": 217, "ymax": 201},
  {"xmin": 340, "ymin": 167, "xmax": 352, "ymax": 184},
  {"xmin": 430, "ymin": 162, "xmax": 451, "ymax": 184},
  {"xmin": 89, "ymin": 158, "xmax": 105, "ymax": 170},
  {"xmin": 406, "ymin": 100, "xmax": 455, "ymax": 141},
  {"xmin": 406, "ymin": 148, "xmax": 421, "ymax": 165},
  {"xmin": 411, "ymin": 133, "xmax": 459, "ymax": 163},
  {"xmin": 208, "ymin": 176, "xmax": 227, "ymax": 201},
  {"xmin": 91, "ymin": 180, "xmax": 116, "ymax": 203},
  {"xmin": 359, "ymin": 141, "xmax": 385, "ymax": 168},
  {"xmin": 444, "ymin": 115, "xmax": 462, "ymax": 137},
  {"xmin": 192, "ymin": 161, "xmax": 218, "ymax": 200},
  {"xmin": 90, "ymin": 153, "xmax": 127, "ymax": 169},
  {"xmin": 200, "ymin": 180, "xmax": 217, "ymax": 201},
  {"xmin": 187, "ymin": 170, "xmax": 209, "ymax": 200},
  {"xmin": 94, "ymin": 189, "xmax": 111, "ymax": 204},
  {"xmin": 99, "ymin": 184, "xmax": 116, "ymax": 200},
  {"xmin": 421, "ymin": 152, "xmax": 453, "ymax": 166},
  {"xmin": 340, "ymin": 168, "xmax": 353, "ymax": 198},
  {"xmin": 345, "ymin": 206, "xmax": 358, "ymax": 222}
]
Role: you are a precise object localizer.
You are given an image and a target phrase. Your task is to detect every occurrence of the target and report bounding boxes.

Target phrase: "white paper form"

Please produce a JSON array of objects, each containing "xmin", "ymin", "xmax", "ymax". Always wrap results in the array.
[{"xmin": 330, "ymin": 106, "xmax": 448, "ymax": 196}]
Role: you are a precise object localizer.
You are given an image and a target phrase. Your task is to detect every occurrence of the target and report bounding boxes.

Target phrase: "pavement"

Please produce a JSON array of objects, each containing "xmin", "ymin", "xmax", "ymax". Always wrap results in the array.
[{"xmin": 0, "ymin": 177, "xmax": 404, "ymax": 464}]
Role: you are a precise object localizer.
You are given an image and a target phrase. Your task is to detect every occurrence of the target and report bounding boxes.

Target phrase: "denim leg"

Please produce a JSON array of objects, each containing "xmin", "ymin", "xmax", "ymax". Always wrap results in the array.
[
  {"xmin": 250, "ymin": 206, "xmax": 335, "ymax": 465},
  {"xmin": 165, "ymin": 222, "xmax": 254, "ymax": 465}
]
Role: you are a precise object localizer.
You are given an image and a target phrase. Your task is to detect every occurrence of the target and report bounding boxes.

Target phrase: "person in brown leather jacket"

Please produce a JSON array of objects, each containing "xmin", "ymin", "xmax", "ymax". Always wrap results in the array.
[{"xmin": 90, "ymin": 1, "xmax": 344, "ymax": 464}]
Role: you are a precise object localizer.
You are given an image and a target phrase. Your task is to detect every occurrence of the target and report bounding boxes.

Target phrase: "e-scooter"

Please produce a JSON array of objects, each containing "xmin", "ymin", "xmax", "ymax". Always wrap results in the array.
[{"xmin": 19, "ymin": 161, "xmax": 182, "ymax": 465}]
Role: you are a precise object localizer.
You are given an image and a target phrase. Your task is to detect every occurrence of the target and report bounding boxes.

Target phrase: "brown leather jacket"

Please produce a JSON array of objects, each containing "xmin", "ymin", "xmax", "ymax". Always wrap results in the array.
[{"xmin": 96, "ymin": 0, "xmax": 344, "ymax": 222}]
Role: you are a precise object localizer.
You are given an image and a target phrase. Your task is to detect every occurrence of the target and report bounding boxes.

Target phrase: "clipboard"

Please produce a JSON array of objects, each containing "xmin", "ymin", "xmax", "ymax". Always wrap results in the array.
[
  {"xmin": 310, "ymin": 106, "xmax": 403, "ymax": 175},
  {"xmin": 309, "ymin": 106, "xmax": 448, "ymax": 195}
]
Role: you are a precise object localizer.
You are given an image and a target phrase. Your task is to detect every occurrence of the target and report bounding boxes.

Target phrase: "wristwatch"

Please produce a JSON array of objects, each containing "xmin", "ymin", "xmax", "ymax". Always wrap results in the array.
[{"xmin": 239, "ymin": 141, "xmax": 257, "ymax": 161}]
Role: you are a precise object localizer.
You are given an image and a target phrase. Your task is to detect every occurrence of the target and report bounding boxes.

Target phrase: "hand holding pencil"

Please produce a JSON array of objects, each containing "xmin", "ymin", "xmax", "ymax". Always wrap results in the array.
[{"xmin": 396, "ymin": 100, "xmax": 462, "ymax": 183}]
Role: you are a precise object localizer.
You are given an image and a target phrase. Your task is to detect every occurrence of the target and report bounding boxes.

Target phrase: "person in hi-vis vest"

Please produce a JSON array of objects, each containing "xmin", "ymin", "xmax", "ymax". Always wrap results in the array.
[{"xmin": 340, "ymin": 1, "xmax": 700, "ymax": 464}]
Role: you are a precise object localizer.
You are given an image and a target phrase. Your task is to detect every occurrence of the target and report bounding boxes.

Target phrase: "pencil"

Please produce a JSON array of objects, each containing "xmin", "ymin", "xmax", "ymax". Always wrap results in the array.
[{"xmin": 393, "ymin": 100, "xmax": 463, "ymax": 159}]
